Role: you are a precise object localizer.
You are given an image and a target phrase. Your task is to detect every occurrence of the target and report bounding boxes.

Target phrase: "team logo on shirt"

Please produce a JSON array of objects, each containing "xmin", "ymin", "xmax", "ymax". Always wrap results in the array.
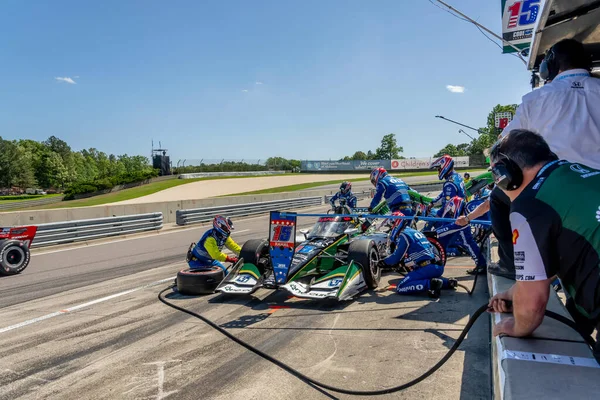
[{"xmin": 512, "ymin": 229, "xmax": 519, "ymax": 245}]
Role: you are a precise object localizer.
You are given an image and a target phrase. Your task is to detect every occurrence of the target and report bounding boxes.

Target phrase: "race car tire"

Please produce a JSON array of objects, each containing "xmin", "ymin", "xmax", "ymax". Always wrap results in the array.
[
  {"xmin": 348, "ymin": 240, "xmax": 381, "ymax": 289},
  {"xmin": 239, "ymin": 239, "xmax": 270, "ymax": 274},
  {"xmin": 427, "ymin": 237, "xmax": 447, "ymax": 267},
  {"xmin": 176, "ymin": 267, "xmax": 224, "ymax": 295},
  {"xmin": 0, "ymin": 240, "xmax": 31, "ymax": 276}
]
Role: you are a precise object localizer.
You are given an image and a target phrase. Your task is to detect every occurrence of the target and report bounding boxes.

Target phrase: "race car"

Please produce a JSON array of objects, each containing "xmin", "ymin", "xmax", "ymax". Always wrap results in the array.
[
  {"xmin": 215, "ymin": 211, "xmax": 388, "ymax": 301},
  {"xmin": 0, "ymin": 226, "xmax": 37, "ymax": 275}
]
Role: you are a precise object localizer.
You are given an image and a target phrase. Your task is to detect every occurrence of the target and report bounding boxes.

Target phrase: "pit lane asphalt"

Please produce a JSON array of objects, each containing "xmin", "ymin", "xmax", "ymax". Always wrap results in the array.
[{"xmin": 0, "ymin": 202, "xmax": 491, "ymax": 400}]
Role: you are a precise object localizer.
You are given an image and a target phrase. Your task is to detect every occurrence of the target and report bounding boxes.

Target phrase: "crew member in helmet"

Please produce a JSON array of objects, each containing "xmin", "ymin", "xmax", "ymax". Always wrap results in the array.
[
  {"xmin": 368, "ymin": 167, "xmax": 414, "ymax": 215},
  {"xmin": 429, "ymin": 155, "xmax": 466, "ymax": 210},
  {"xmin": 434, "ymin": 197, "xmax": 487, "ymax": 272},
  {"xmin": 379, "ymin": 212, "xmax": 457, "ymax": 298},
  {"xmin": 329, "ymin": 181, "xmax": 358, "ymax": 210},
  {"xmin": 187, "ymin": 215, "xmax": 241, "ymax": 275}
]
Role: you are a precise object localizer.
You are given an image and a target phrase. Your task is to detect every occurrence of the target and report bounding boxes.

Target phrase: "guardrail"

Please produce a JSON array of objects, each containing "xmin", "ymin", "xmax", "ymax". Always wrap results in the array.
[
  {"xmin": 0, "ymin": 196, "xmax": 64, "ymax": 212},
  {"xmin": 179, "ymin": 171, "xmax": 287, "ymax": 179},
  {"xmin": 31, "ymin": 213, "xmax": 163, "ymax": 248},
  {"xmin": 176, "ymin": 197, "xmax": 323, "ymax": 226}
]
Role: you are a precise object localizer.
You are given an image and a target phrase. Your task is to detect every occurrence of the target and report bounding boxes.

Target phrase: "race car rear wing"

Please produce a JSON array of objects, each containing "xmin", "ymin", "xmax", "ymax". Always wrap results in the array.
[{"xmin": 0, "ymin": 226, "xmax": 38, "ymax": 248}]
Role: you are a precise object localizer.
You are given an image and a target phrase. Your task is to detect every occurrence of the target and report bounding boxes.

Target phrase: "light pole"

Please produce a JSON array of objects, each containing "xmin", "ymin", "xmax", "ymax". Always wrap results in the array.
[
  {"xmin": 458, "ymin": 129, "xmax": 475, "ymax": 141},
  {"xmin": 435, "ymin": 115, "xmax": 485, "ymax": 134}
]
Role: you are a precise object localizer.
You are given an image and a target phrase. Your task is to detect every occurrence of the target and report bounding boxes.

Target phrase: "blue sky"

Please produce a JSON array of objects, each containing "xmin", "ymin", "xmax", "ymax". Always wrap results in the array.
[{"xmin": 1, "ymin": 0, "xmax": 532, "ymax": 162}]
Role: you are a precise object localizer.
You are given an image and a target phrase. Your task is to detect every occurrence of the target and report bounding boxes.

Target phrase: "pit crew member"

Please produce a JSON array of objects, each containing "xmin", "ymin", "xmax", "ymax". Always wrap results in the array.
[
  {"xmin": 428, "ymin": 155, "xmax": 466, "ymax": 212},
  {"xmin": 487, "ymin": 130, "xmax": 600, "ymax": 363},
  {"xmin": 435, "ymin": 196, "xmax": 487, "ymax": 273},
  {"xmin": 379, "ymin": 212, "xmax": 457, "ymax": 298},
  {"xmin": 187, "ymin": 215, "xmax": 240, "ymax": 276},
  {"xmin": 329, "ymin": 181, "xmax": 358, "ymax": 209},
  {"xmin": 368, "ymin": 167, "xmax": 414, "ymax": 215}
]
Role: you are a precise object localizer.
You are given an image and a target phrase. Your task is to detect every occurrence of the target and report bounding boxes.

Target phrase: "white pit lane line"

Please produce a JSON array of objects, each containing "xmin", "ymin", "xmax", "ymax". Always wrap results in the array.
[{"xmin": 0, "ymin": 276, "xmax": 176, "ymax": 335}]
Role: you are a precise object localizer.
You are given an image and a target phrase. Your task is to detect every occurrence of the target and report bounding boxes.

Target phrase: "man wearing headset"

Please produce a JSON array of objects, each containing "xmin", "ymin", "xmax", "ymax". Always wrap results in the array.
[
  {"xmin": 487, "ymin": 130, "xmax": 600, "ymax": 364},
  {"xmin": 458, "ymin": 39, "xmax": 600, "ymax": 277}
]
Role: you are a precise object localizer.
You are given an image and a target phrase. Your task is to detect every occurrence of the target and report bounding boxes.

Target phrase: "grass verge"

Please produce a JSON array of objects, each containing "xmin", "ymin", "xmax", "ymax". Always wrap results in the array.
[{"xmin": 0, "ymin": 194, "xmax": 62, "ymax": 203}]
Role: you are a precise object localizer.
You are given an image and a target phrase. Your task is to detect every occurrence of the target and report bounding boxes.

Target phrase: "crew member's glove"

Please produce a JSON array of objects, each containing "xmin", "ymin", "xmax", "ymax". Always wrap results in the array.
[{"xmin": 225, "ymin": 256, "xmax": 239, "ymax": 263}]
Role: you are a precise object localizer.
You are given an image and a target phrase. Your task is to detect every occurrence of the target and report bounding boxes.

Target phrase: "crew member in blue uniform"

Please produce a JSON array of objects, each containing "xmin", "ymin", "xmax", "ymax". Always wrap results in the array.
[
  {"xmin": 379, "ymin": 212, "xmax": 457, "ymax": 298},
  {"xmin": 368, "ymin": 167, "xmax": 414, "ymax": 215},
  {"xmin": 329, "ymin": 181, "xmax": 358, "ymax": 209}
]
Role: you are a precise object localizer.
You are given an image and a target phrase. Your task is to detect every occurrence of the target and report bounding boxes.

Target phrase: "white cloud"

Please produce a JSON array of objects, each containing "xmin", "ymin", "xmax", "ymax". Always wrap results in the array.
[
  {"xmin": 446, "ymin": 85, "xmax": 465, "ymax": 93},
  {"xmin": 255, "ymin": 81, "xmax": 263, "ymax": 85},
  {"xmin": 55, "ymin": 77, "xmax": 77, "ymax": 84},
  {"xmin": 241, "ymin": 89, "xmax": 248, "ymax": 92}
]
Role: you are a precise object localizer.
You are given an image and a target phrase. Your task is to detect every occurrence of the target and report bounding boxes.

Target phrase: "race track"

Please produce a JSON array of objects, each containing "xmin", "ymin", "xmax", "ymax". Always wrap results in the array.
[
  {"xmin": 0, "ymin": 202, "xmax": 491, "ymax": 400},
  {"xmin": 112, "ymin": 173, "xmax": 442, "ymax": 205}
]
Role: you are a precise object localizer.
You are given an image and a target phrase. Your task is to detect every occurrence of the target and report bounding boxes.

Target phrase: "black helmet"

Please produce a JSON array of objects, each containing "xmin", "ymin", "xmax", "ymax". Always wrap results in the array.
[{"xmin": 340, "ymin": 181, "xmax": 352, "ymax": 194}]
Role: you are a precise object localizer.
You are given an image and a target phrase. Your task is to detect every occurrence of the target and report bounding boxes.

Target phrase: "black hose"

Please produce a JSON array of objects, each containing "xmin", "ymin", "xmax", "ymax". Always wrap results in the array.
[
  {"xmin": 158, "ymin": 288, "xmax": 596, "ymax": 396},
  {"xmin": 159, "ymin": 286, "xmax": 488, "ymax": 395}
]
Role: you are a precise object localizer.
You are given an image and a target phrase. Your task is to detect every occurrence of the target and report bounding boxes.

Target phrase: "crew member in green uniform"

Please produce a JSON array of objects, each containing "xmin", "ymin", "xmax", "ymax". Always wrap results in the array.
[{"xmin": 487, "ymin": 129, "xmax": 600, "ymax": 363}]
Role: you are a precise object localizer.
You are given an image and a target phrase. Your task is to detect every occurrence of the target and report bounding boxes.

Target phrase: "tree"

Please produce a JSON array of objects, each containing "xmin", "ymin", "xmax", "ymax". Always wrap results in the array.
[
  {"xmin": 38, "ymin": 152, "xmax": 68, "ymax": 189},
  {"xmin": 375, "ymin": 134, "xmax": 403, "ymax": 159},
  {"xmin": 468, "ymin": 104, "xmax": 517, "ymax": 156},
  {"xmin": 351, "ymin": 151, "xmax": 367, "ymax": 160},
  {"xmin": 434, "ymin": 143, "xmax": 469, "ymax": 158},
  {"xmin": 43, "ymin": 136, "xmax": 71, "ymax": 161}
]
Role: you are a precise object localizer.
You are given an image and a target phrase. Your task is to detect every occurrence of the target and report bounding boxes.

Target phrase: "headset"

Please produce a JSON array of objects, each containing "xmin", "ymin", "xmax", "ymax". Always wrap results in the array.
[
  {"xmin": 539, "ymin": 45, "xmax": 559, "ymax": 81},
  {"xmin": 490, "ymin": 153, "xmax": 523, "ymax": 191}
]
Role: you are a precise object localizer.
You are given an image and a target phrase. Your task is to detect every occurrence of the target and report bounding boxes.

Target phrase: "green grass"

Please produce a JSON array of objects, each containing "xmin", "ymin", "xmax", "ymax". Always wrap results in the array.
[
  {"xmin": 12, "ymin": 173, "xmax": 299, "ymax": 210},
  {"xmin": 0, "ymin": 194, "xmax": 62, "ymax": 203},
  {"xmin": 223, "ymin": 169, "xmax": 488, "ymax": 196}
]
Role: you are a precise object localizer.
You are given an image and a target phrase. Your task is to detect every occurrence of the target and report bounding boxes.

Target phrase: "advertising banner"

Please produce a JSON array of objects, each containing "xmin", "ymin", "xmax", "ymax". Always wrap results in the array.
[
  {"xmin": 390, "ymin": 157, "xmax": 469, "ymax": 170},
  {"xmin": 301, "ymin": 160, "xmax": 391, "ymax": 172},
  {"xmin": 501, "ymin": 0, "xmax": 545, "ymax": 54}
]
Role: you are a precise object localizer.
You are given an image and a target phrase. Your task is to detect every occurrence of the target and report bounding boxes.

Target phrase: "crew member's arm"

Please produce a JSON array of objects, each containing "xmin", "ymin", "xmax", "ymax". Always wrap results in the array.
[
  {"xmin": 492, "ymin": 212, "xmax": 555, "ymax": 337},
  {"xmin": 348, "ymin": 194, "xmax": 358, "ymax": 208},
  {"xmin": 369, "ymin": 182, "xmax": 385, "ymax": 210},
  {"xmin": 329, "ymin": 192, "xmax": 340, "ymax": 207},
  {"xmin": 383, "ymin": 234, "xmax": 409, "ymax": 266},
  {"xmin": 456, "ymin": 199, "xmax": 490, "ymax": 226},
  {"xmin": 225, "ymin": 236, "xmax": 241, "ymax": 255}
]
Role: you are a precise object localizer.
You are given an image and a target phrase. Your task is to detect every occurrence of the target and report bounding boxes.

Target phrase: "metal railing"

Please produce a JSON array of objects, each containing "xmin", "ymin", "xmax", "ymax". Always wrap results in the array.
[
  {"xmin": 0, "ymin": 196, "xmax": 64, "ymax": 212},
  {"xmin": 31, "ymin": 213, "xmax": 163, "ymax": 248},
  {"xmin": 176, "ymin": 197, "xmax": 323, "ymax": 226}
]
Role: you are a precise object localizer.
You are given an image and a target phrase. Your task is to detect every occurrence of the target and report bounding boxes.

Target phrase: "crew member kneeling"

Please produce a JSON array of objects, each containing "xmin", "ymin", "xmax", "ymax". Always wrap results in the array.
[
  {"xmin": 379, "ymin": 213, "xmax": 457, "ymax": 298},
  {"xmin": 487, "ymin": 130, "xmax": 600, "ymax": 363},
  {"xmin": 187, "ymin": 215, "xmax": 241, "ymax": 275}
]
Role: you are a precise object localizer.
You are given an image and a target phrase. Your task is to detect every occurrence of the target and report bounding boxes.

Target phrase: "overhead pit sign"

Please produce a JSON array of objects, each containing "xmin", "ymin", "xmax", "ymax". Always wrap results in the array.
[{"xmin": 501, "ymin": 0, "xmax": 545, "ymax": 54}]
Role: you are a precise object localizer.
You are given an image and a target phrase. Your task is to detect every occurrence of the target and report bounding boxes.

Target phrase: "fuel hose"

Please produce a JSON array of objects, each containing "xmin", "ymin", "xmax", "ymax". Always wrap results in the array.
[{"xmin": 158, "ymin": 287, "xmax": 597, "ymax": 396}]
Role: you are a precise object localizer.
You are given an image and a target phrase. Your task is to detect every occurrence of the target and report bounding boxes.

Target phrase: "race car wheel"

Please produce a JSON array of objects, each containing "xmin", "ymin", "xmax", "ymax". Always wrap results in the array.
[
  {"xmin": 239, "ymin": 239, "xmax": 270, "ymax": 274},
  {"xmin": 427, "ymin": 237, "xmax": 447, "ymax": 267},
  {"xmin": 176, "ymin": 267, "xmax": 224, "ymax": 295},
  {"xmin": 0, "ymin": 240, "xmax": 31, "ymax": 276},
  {"xmin": 348, "ymin": 240, "xmax": 381, "ymax": 289}
]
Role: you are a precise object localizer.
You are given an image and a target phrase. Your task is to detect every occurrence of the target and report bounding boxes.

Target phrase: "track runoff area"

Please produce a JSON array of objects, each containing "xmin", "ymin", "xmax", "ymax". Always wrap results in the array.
[{"xmin": 0, "ymin": 197, "xmax": 492, "ymax": 400}]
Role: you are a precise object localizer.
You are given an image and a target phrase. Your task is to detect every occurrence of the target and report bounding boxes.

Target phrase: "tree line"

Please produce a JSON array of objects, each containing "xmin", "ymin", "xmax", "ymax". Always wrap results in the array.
[
  {"xmin": 433, "ymin": 104, "xmax": 517, "ymax": 158},
  {"xmin": 340, "ymin": 133, "xmax": 405, "ymax": 161},
  {"xmin": 0, "ymin": 136, "xmax": 156, "ymax": 194}
]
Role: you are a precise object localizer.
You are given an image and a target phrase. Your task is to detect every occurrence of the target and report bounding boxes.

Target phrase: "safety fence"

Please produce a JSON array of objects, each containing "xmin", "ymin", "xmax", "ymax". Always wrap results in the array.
[
  {"xmin": 31, "ymin": 213, "xmax": 163, "ymax": 248},
  {"xmin": 0, "ymin": 196, "xmax": 64, "ymax": 212},
  {"xmin": 176, "ymin": 197, "xmax": 323, "ymax": 226}
]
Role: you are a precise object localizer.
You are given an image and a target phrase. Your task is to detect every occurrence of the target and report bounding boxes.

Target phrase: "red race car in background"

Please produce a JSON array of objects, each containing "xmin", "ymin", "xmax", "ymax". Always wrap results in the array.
[{"xmin": 0, "ymin": 226, "xmax": 37, "ymax": 276}]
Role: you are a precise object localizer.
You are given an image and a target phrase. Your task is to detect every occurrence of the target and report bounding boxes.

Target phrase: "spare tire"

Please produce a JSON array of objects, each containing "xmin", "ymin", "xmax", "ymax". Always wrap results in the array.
[
  {"xmin": 427, "ymin": 237, "xmax": 447, "ymax": 266},
  {"xmin": 176, "ymin": 267, "xmax": 224, "ymax": 295},
  {"xmin": 0, "ymin": 240, "xmax": 31, "ymax": 276},
  {"xmin": 347, "ymin": 239, "xmax": 381, "ymax": 289}
]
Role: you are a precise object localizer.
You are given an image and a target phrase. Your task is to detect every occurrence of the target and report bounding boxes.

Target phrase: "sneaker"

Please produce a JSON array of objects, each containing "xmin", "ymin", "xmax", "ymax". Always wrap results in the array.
[
  {"xmin": 428, "ymin": 278, "xmax": 443, "ymax": 298},
  {"xmin": 467, "ymin": 266, "xmax": 486, "ymax": 275}
]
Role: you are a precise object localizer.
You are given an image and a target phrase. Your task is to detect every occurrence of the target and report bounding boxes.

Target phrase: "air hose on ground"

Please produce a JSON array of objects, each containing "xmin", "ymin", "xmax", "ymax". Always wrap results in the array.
[{"xmin": 158, "ymin": 287, "xmax": 596, "ymax": 396}]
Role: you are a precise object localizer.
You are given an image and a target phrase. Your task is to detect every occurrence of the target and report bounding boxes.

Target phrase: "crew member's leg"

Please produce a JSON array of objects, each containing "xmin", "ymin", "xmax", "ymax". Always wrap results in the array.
[
  {"xmin": 437, "ymin": 223, "xmax": 486, "ymax": 269},
  {"xmin": 565, "ymin": 298, "xmax": 600, "ymax": 364},
  {"xmin": 211, "ymin": 260, "xmax": 228, "ymax": 275},
  {"xmin": 396, "ymin": 264, "xmax": 449, "ymax": 294},
  {"xmin": 489, "ymin": 186, "xmax": 515, "ymax": 279}
]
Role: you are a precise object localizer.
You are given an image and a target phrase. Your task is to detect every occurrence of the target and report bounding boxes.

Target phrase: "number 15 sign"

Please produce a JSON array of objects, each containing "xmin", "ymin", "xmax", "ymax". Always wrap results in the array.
[{"xmin": 501, "ymin": 0, "xmax": 544, "ymax": 54}]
